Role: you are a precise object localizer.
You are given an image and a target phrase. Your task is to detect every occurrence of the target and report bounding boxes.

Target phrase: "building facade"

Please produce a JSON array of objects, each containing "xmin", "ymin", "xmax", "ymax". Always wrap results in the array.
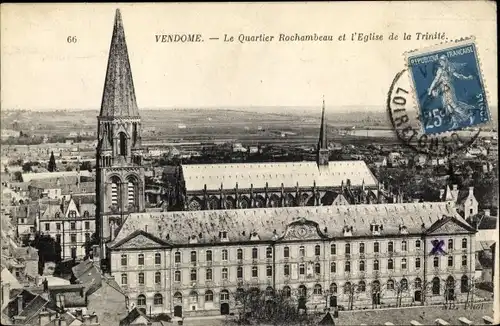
[{"xmin": 106, "ymin": 203, "xmax": 476, "ymax": 317}]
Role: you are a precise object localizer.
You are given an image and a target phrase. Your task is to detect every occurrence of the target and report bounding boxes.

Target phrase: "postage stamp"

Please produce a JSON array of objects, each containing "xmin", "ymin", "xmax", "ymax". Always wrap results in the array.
[{"xmin": 406, "ymin": 37, "xmax": 490, "ymax": 135}]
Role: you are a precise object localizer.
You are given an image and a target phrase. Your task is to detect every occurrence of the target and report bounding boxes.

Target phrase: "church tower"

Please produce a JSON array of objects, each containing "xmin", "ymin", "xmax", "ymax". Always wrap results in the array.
[
  {"xmin": 96, "ymin": 9, "xmax": 145, "ymax": 261},
  {"xmin": 317, "ymin": 97, "xmax": 329, "ymax": 171}
]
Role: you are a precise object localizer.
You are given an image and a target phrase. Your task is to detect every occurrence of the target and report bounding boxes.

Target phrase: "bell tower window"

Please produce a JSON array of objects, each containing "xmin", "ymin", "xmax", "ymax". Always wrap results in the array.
[{"xmin": 119, "ymin": 132, "xmax": 127, "ymax": 156}]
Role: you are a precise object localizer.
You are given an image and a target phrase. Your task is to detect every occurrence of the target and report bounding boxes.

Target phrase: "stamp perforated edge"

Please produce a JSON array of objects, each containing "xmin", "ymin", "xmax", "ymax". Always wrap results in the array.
[{"xmin": 402, "ymin": 36, "xmax": 492, "ymax": 137}]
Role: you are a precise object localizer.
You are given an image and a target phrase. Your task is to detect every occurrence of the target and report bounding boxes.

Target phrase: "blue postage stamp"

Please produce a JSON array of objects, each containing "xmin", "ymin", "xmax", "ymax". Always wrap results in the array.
[{"xmin": 406, "ymin": 38, "xmax": 490, "ymax": 135}]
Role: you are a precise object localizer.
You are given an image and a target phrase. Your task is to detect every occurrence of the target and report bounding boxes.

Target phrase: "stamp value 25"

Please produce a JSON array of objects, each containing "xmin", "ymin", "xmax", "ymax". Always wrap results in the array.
[{"xmin": 406, "ymin": 38, "xmax": 490, "ymax": 135}]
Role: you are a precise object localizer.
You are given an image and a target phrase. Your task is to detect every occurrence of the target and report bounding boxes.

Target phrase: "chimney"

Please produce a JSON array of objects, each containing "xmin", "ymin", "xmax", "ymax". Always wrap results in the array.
[
  {"xmin": 38, "ymin": 311, "xmax": 51, "ymax": 326},
  {"xmin": 439, "ymin": 189, "xmax": 445, "ymax": 200},
  {"xmin": 17, "ymin": 294, "xmax": 23, "ymax": 315},
  {"xmin": 484, "ymin": 209, "xmax": 490, "ymax": 217},
  {"xmin": 452, "ymin": 184, "xmax": 458, "ymax": 191},
  {"xmin": 468, "ymin": 186, "xmax": 474, "ymax": 195}
]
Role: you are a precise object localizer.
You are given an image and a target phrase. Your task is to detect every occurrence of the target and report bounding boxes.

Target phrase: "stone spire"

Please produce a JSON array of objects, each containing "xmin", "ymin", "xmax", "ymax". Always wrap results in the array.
[
  {"xmin": 99, "ymin": 9, "xmax": 139, "ymax": 118},
  {"xmin": 318, "ymin": 96, "xmax": 327, "ymax": 150}
]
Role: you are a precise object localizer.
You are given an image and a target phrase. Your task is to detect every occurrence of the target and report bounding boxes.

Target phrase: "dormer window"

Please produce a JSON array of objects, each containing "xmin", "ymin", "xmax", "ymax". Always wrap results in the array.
[
  {"xmin": 370, "ymin": 223, "xmax": 382, "ymax": 235},
  {"xmin": 399, "ymin": 225, "xmax": 408, "ymax": 235},
  {"xmin": 189, "ymin": 235, "xmax": 198, "ymax": 244},
  {"xmin": 343, "ymin": 226, "xmax": 353, "ymax": 237},
  {"xmin": 250, "ymin": 232, "xmax": 260, "ymax": 241},
  {"xmin": 219, "ymin": 231, "xmax": 229, "ymax": 242}
]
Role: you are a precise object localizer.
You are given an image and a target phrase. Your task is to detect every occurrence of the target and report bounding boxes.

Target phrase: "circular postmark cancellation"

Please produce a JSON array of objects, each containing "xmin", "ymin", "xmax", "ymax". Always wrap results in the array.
[{"xmin": 387, "ymin": 69, "xmax": 481, "ymax": 157}]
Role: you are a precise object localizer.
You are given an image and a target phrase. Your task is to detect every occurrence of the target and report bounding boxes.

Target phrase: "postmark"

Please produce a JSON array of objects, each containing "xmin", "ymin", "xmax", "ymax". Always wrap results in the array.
[{"xmin": 406, "ymin": 37, "xmax": 490, "ymax": 135}]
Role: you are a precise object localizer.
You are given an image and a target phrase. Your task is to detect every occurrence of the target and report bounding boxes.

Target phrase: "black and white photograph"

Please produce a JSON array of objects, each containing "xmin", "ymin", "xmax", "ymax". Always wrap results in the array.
[{"xmin": 0, "ymin": 2, "xmax": 498, "ymax": 325}]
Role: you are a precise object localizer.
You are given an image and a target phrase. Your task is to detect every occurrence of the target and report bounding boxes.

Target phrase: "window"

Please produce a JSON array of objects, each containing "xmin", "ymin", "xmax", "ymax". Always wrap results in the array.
[
  {"xmin": 70, "ymin": 222, "xmax": 76, "ymax": 230},
  {"xmin": 299, "ymin": 246, "xmax": 305, "ymax": 257},
  {"xmin": 175, "ymin": 252, "xmax": 181, "ymax": 263},
  {"xmin": 173, "ymin": 292, "xmax": 182, "ymax": 305},
  {"xmin": 284, "ymin": 264, "xmax": 290, "ymax": 276},
  {"xmin": 70, "ymin": 234, "xmax": 77, "ymax": 243},
  {"xmin": 414, "ymin": 278, "xmax": 422, "ymax": 289},
  {"xmin": 191, "ymin": 251, "xmax": 197, "ymax": 262},
  {"xmin": 85, "ymin": 221, "xmax": 90, "ymax": 230},
  {"xmin": 461, "ymin": 275, "xmax": 468, "ymax": 293},
  {"xmin": 313, "ymin": 284, "xmax": 322, "ymax": 295},
  {"xmin": 154, "ymin": 293, "xmax": 163, "ymax": 305},
  {"xmin": 138, "ymin": 254, "xmax": 144, "ymax": 265},
  {"xmin": 374, "ymin": 242, "xmax": 379, "ymax": 253},
  {"xmin": 387, "ymin": 279, "xmax": 394, "ymax": 290},
  {"xmin": 252, "ymin": 266, "xmax": 258, "ymax": 277},
  {"xmin": 299, "ymin": 263, "xmax": 305, "ymax": 275},
  {"xmin": 359, "ymin": 243, "xmax": 365, "ymax": 254},
  {"xmin": 433, "ymin": 257, "xmax": 439, "ymax": 268},
  {"xmin": 388, "ymin": 259, "xmax": 394, "ymax": 270},
  {"xmin": 85, "ymin": 233, "xmax": 90, "ymax": 243},
  {"xmin": 266, "ymin": 247, "xmax": 273, "ymax": 258},
  {"xmin": 401, "ymin": 241, "xmax": 407, "ymax": 251},
  {"xmin": 298, "ymin": 285, "xmax": 307, "ymax": 298},
  {"xmin": 330, "ymin": 283, "xmax": 337, "ymax": 293},
  {"xmin": 155, "ymin": 253, "xmax": 161, "ymax": 265},
  {"xmin": 206, "ymin": 268, "xmax": 213, "ymax": 281},
  {"xmin": 331, "ymin": 244, "xmax": 336, "ymax": 255},
  {"xmin": 374, "ymin": 259, "xmax": 379, "ymax": 271},
  {"xmin": 315, "ymin": 245, "xmax": 321, "ymax": 256},
  {"xmin": 220, "ymin": 290, "xmax": 229, "ymax": 301},
  {"xmin": 155, "ymin": 272, "xmax": 161, "ymax": 284},
  {"xmin": 190, "ymin": 269, "xmax": 197, "ymax": 281},
  {"xmin": 83, "ymin": 211, "xmax": 89, "ymax": 218},
  {"xmin": 174, "ymin": 270, "xmax": 181, "ymax": 282},
  {"xmin": 205, "ymin": 290, "xmax": 214, "ymax": 302},
  {"xmin": 206, "ymin": 250, "xmax": 212, "ymax": 262},
  {"xmin": 284, "ymin": 246, "xmax": 290, "ymax": 258},
  {"xmin": 190, "ymin": 291, "xmax": 198, "ymax": 303},
  {"xmin": 137, "ymin": 295, "xmax": 146, "ymax": 306},
  {"xmin": 56, "ymin": 234, "xmax": 61, "ymax": 243},
  {"xmin": 282, "ymin": 286, "xmax": 291, "ymax": 298},
  {"xmin": 237, "ymin": 266, "xmax": 243, "ymax": 279},
  {"xmin": 448, "ymin": 256, "xmax": 454, "ymax": 267},
  {"xmin": 266, "ymin": 265, "xmax": 273, "ymax": 277},
  {"xmin": 401, "ymin": 278, "xmax": 408, "ymax": 290},
  {"xmin": 121, "ymin": 273, "xmax": 127, "ymax": 285},
  {"xmin": 56, "ymin": 223, "xmax": 61, "ymax": 231},
  {"xmin": 359, "ymin": 260, "xmax": 365, "ymax": 272},
  {"xmin": 401, "ymin": 258, "xmax": 407, "ymax": 270},
  {"xmin": 462, "ymin": 255, "xmax": 467, "ymax": 266},
  {"xmin": 69, "ymin": 211, "xmax": 77, "ymax": 218},
  {"xmin": 345, "ymin": 261, "xmax": 351, "ymax": 272},
  {"xmin": 330, "ymin": 262, "xmax": 336, "ymax": 273},
  {"xmin": 388, "ymin": 241, "xmax": 394, "ymax": 252},
  {"xmin": 448, "ymin": 239, "xmax": 454, "ymax": 250},
  {"xmin": 415, "ymin": 258, "xmax": 421, "ymax": 269},
  {"xmin": 415, "ymin": 239, "xmax": 421, "ymax": 248},
  {"xmin": 252, "ymin": 248, "xmax": 258, "ymax": 259},
  {"xmin": 45, "ymin": 223, "xmax": 50, "ymax": 231},
  {"xmin": 314, "ymin": 263, "xmax": 321, "ymax": 274},
  {"xmin": 358, "ymin": 281, "xmax": 366, "ymax": 292},
  {"xmin": 237, "ymin": 248, "xmax": 243, "ymax": 260},
  {"xmin": 121, "ymin": 254, "xmax": 127, "ymax": 266},
  {"xmin": 222, "ymin": 268, "xmax": 228, "ymax": 280},
  {"xmin": 344, "ymin": 282, "xmax": 351, "ymax": 294},
  {"xmin": 432, "ymin": 277, "xmax": 440, "ymax": 295},
  {"xmin": 345, "ymin": 243, "xmax": 351, "ymax": 255},
  {"xmin": 470, "ymin": 208, "xmax": 473, "ymax": 215},
  {"xmin": 222, "ymin": 249, "xmax": 228, "ymax": 261},
  {"xmin": 462, "ymin": 238, "xmax": 467, "ymax": 249},
  {"xmin": 138, "ymin": 272, "xmax": 145, "ymax": 285}
]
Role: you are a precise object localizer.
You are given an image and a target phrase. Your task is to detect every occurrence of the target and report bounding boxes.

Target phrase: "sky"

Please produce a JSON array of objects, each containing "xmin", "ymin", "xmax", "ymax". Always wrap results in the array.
[{"xmin": 0, "ymin": 2, "xmax": 497, "ymax": 111}]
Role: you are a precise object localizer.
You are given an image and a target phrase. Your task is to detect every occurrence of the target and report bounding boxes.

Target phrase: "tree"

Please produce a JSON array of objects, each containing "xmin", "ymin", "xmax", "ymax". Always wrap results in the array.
[
  {"xmin": 82, "ymin": 232, "xmax": 98, "ymax": 259},
  {"xmin": 13, "ymin": 171, "xmax": 23, "ymax": 182},
  {"xmin": 48, "ymin": 151, "xmax": 57, "ymax": 172},
  {"xmin": 79, "ymin": 161, "xmax": 92, "ymax": 172},
  {"xmin": 22, "ymin": 162, "xmax": 33, "ymax": 173}
]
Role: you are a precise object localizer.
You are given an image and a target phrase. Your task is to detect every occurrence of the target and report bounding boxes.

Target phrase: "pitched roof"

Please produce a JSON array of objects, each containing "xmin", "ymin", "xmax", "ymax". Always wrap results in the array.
[
  {"xmin": 112, "ymin": 202, "xmax": 464, "ymax": 246},
  {"xmin": 100, "ymin": 9, "xmax": 139, "ymax": 118},
  {"xmin": 48, "ymin": 284, "xmax": 87, "ymax": 308},
  {"xmin": 1, "ymin": 267, "xmax": 22, "ymax": 289},
  {"xmin": 318, "ymin": 311, "xmax": 335, "ymax": 325},
  {"xmin": 119, "ymin": 307, "xmax": 147, "ymax": 326},
  {"xmin": 181, "ymin": 161, "xmax": 378, "ymax": 191}
]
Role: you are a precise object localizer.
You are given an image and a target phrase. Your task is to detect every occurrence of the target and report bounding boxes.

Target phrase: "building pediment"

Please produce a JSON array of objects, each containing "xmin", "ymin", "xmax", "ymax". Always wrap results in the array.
[
  {"xmin": 110, "ymin": 230, "xmax": 170, "ymax": 250},
  {"xmin": 425, "ymin": 216, "xmax": 475, "ymax": 235},
  {"xmin": 280, "ymin": 217, "xmax": 327, "ymax": 241}
]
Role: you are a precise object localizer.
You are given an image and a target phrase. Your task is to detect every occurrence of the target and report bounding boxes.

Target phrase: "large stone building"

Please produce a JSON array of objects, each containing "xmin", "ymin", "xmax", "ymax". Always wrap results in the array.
[{"xmin": 94, "ymin": 9, "xmax": 479, "ymax": 319}]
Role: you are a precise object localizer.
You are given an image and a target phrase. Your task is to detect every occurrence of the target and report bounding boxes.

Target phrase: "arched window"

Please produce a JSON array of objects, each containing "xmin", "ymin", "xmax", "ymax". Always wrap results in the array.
[
  {"xmin": 359, "ymin": 242, "xmax": 365, "ymax": 254},
  {"xmin": 448, "ymin": 239, "xmax": 454, "ymax": 250},
  {"xmin": 359, "ymin": 260, "xmax": 365, "ymax": 271},
  {"xmin": 401, "ymin": 240, "xmax": 407, "ymax": 251},
  {"xmin": 313, "ymin": 284, "xmax": 322, "ymax": 295},
  {"xmin": 220, "ymin": 289, "xmax": 229, "ymax": 301},
  {"xmin": 374, "ymin": 242, "xmax": 379, "ymax": 253},
  {"xmin": 400, "ymin": 278, "xmax": 408, "ymax": 291},
  {"xmin": 345, "ymin": 261, "xmax": 351, "ymax": 272},
  {"xmin": 461, "ymin": 275, "xmax": 469, "ymax": 293},
  {"xmin": 138, "ymin": 272, "xmax": 144, "ymax": 285},
  {"xmin": 266, "ymin": 246, "xmax": 273, "ymax": 258},
  {"xmin": 137, "ymin": 294, "xmax": 146, "ymax": 306},
  {"xmin": 154, "ymin": 293, "xmax": 163, "ymax": 305},
  {"xmin": 299, "ymin": 264, "xmax": 305, "ymax": 275},
  {"xmin": 345, "ymin": 243, "xmax": 351, "ymax": 254},
  {"xmin": 388, "ymin": 259, "xmax": 394, "ymax": 270},
  {"xmin": 119, "ymin": 132, "xmax": 127, "ymax": 156},
  {"xmin": 222, "ymin": 268, "xmax": 228, "ymax": 280},
  {"xmin": 284, "ymin": 246, "xmax": 290, "ymax": 258},
  {"xmin": 330, "ymin": 262, "xmax": 336, "ymax": 273},
  {"xmin": 315, "ymin": 263, "xmax": 321, "ymax": 274},
  {"xmin": 206, "ymin": 250, "xmax": 212, "ymax": 262},
  {"xmin": 174, "ymin": 270, "xmax": 181, "ymax": 282},
  {"xmin": 358, "ymin": 281, "xmax": 366, "ymax": 292},
  {"xmin": 252, "ymin": 266, "xmax": 258, "ymax": 277},
  {"xmin": 462, "ymin": 238, "xmax": 467, "ymax": 249},
  {"xmin": 237, "ymin": 248, "xmax": 243, "ymax": 260},
  {"xmin": 414, "ymin": 278, "xmax": 422, "ymax": 289},
  {"xmin": 330, "ymin": 283, "xmax": 337, "ymax": 293},
  {"xmin": 432, "ymin": 277, "xmax": 440, "ymax": 295},
  {"xmin": 331, "ymin": 244, "xmax": 336, "ymax": 255},
  {"xmin": 205, "ymin": 290, "xmax": 213, "ymax": 302},
  {"xmin": 298, "ymin": 285, "xmax": 307, "ymax": 298},
  {"xmin": 121, "ymin": 273, "xmax": 127, "ymax": 285},
  {"xmin": 191, "ymin": 251, "xmax": 197, "ymax": 262},
  {"xmin": 266, "ymin": 286, "xmax": 274, "ymax": 297},
  {"xmin": 448, "ymin": 256, "xmax": 454, "ymax": 267},
  {"xmin": 374, "ymin": 259, "xmax": 379, "ymax": 271},
  {"xmin": 387, "ymin": 279, "xmax": 394, "ymax": 290},
  {"xmin": 121, "ymin": 254, "xmax": 127, "ymax": 266},
  {"xmin": 206, "ymin": 268, "xmax": 213, "ymax": 281},
  {"xmin": 174, "ymin": 292, "xmax": 182, "ymax": 305},
  {"xmin": 282, "ymin": 286, "xmax": 291, "ymax": 298},
  {"xmin": 237, "ymin": 266, "xmax": 243, "ymax": 279},
  {"xmin": 138, "ymin": 254, "xmax": 144, "ymax": 265},
  {"xmin": 344, "ymin": 282, "xmax": 351, "ymax": 294},
  {"xmin": 433, "ymin": 256, "xmax": 439, "ymax": 268},
  {"xmin": 155, "ymin": 253, "xmax": 161, "ymax": 265},
  {"xmin": 175, "ymin": 252, "xmax": 181, "ymax": 263},
  {"xmin": 388, "ymin": 241, "xmax": 394, "ymax": 252},
  {"xmin": 372, "ymin": 280, "xmax": 381, "ymax": 293},
  {"xmin": 190, "ymin": 290, "xmax": 198, "ymax": 303},
  {"xmin": 154, "ymin": 272, "xmax": 161, "ymax": 284},
  {"xmin": 299, "ymin": 246, "xmax": 305, "ymax": 257},
  {"xmin": 266, "ymin": 265, "xmax": 273, "ymax": 277},
  {"xmin": 315, "ymin": 245, "xmax": 321, "ymax": 256},
  {"xmin": 446, "ymin": 276, "xmax": 455, "ymax": 292},
  {"xmin": 252, "ymin": 248, "xmax": 258, "ymax": 259},
  {"xmin": 401, "ymin": 258, "xmax": 407, "ymax": 269}
]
